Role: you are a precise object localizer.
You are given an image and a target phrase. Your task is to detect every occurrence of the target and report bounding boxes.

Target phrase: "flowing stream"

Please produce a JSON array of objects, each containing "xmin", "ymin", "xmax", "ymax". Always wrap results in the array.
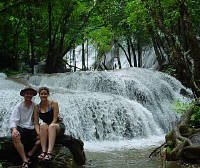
[{"xmin": 0, "ymin": 68, "xmax": 192, "ymax": 167}]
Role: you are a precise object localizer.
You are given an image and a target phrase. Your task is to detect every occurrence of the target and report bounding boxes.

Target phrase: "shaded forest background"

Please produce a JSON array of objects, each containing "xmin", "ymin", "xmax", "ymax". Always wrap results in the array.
[{"xmin": 0, "ymin": 0, "xmax": 200, "ymax": 97}]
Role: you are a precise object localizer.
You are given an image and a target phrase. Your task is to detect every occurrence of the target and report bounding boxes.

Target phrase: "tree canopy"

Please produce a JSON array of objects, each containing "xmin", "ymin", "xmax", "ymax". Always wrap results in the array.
[{"xmin": 0, "ymin": 0, "xmax": 200, "ymax": 96}]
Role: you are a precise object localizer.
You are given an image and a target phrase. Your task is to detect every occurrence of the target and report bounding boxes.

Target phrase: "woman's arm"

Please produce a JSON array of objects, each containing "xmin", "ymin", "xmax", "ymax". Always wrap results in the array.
[
  {"xmin": 34, "ymin": 105, "xmax": 40, "ymax": 135},
  {"xmin": 52, "ymin": 101, "xmax": 59, "ymax": 124}
]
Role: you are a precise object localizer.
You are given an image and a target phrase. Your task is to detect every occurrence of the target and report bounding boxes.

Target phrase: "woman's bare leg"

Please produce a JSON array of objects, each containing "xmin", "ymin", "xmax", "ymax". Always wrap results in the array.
[
  {"xmin": 47, "ymin": 123, "xmax": 60, "ymax": 153},
  {"xmin": 39, "ymin": 123, "xmax": 48, "ymax": 152}
]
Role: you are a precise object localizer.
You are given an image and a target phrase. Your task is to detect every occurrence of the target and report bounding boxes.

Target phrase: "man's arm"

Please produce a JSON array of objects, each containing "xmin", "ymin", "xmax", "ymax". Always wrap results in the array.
[
  {"xmin": 10, "ymin": 104, "xmax": 20, "ymax": 129},
  {"xmin": 33, "ymin": 105, "xmax": 40, "ymax": 135},
  {"xmin": 10, "ymin": 103, "xmax": 20, "ymax": 137}
]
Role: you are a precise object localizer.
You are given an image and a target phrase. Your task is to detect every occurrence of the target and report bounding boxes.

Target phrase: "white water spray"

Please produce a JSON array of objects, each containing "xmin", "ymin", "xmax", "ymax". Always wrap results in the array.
[{"xmin": 0, "ymin": 68, "xmax": 191, "ymax": 150}]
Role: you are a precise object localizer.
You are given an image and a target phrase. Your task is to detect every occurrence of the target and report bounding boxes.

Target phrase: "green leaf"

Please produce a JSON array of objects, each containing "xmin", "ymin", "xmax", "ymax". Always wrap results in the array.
[
  {"xmin": 191, "ymin": 114, "xmax": 195, "ymax": 121},
  {"xmin": 172, "ymin": 100, "xmax": 193, "ymax": 114},
  {"xmin": 166, "ymin": 146, "xmax": 171, "ymax": 153}
]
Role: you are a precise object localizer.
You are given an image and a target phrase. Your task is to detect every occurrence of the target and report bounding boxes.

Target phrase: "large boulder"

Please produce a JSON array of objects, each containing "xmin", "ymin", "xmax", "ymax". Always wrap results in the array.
[
  {"xmin": 0, "ymin": 135, "xmax": 86, "ymax": 167},
  {"xmin": 182, "ymin": 133, "xmax": 200, "ymax": 161}
]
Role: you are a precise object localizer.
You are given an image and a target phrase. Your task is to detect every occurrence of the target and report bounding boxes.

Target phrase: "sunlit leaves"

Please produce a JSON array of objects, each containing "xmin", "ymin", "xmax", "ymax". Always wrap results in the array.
[
  {"xmin": 87, "ymin": 25, "xmax": 113, "ymax": 53},
  {"xmin": 126, "ymin": 0, "xmax": 147, "ymax": 32},
  {"xmin": 1, "ymin": 0, "xmax": 200, "ymax": 72},
  {"xmin": 160, "ymin": 0, "xmax": 179, "ymax": 8},
  {"xmin": 8, "ymin": 16, "xmax": 19, "ymax": 25},
  {"xmin": 172, "ymin": 100, "xmax": 193, "ymax": 114}
]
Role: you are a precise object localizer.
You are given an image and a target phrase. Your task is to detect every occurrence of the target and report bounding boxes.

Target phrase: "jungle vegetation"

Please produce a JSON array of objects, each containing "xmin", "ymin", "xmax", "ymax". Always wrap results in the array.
[{"xmin": 0, "ymin": 0, "xmax": 200, "ymax": 97}]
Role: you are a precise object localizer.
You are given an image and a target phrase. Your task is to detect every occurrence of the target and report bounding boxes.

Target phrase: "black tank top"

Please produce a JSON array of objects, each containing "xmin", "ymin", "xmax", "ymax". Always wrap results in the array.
[{"xmin": 39, "ymin": 104, "xmax": 54, "ymax": 125}]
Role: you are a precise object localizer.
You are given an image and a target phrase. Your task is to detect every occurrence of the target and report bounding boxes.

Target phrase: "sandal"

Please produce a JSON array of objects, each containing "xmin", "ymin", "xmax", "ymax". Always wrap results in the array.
[
  {"xmin": 43, "ymin": 152, "xmax": 54, "ymax": 161},
  {"xmin": 38, "ymin": 152, "xmax": 47, "ymax": 160},
  {"xmin": 21, "ymin": 161, "xmax": 29, "ymax": 168}
]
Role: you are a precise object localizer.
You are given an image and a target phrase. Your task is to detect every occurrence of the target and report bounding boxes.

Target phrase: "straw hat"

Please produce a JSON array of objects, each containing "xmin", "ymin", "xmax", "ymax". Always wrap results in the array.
[{"xmin": 20, "ymin": 86, "xmax": 37, "ymax": 96}]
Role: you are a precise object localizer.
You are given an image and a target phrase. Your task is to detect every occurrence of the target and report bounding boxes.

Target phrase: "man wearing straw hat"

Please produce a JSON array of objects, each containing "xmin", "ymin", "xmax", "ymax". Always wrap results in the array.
[{"xmin": 10, "ymin": 86, "xmax": 40, "ymax": 168}]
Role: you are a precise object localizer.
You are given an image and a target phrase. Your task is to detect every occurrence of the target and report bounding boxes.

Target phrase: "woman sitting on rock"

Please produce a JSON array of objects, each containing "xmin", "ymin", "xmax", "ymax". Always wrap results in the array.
[{"xmin": 34, "ymin": 87, "xmax": 65, "ymax": 161}]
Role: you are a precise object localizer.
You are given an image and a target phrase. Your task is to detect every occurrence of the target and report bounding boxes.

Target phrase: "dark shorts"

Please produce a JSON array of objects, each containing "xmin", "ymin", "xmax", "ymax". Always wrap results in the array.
[
  {"xmin": 17, "ymin": 126, "xmax": 37, "ymax": 151},
  {"xmin": 57, "ymin": 122, "xmax": 66, "ymax": 137}
]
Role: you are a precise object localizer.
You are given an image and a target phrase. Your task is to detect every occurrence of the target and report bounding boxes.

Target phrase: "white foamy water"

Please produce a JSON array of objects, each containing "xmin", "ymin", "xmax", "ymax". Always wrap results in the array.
[
  {"xmin": 84, "ymin": 135, "xmax": 165, "ymax": 152},
  {"xmin": 65, "ymin": 43, "xmax": 158, "ymax": 70},
  {"xmin": 0, "ymin": 68, "xmax": 191, "ymax": 146},
  {"xmin": 0, "ymin": 73, "xmax": 7, "ymax": 79}
]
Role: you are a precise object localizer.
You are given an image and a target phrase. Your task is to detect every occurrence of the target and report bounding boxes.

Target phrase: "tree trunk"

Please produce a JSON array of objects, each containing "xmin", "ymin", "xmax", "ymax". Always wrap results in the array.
[
  {"xmin": 115, "ymin": 40, "xmax": 132, "ymax": 67},
  {"xmin": 137, "ymin": 39, "xmax": 142, "ymax": 67},
  {"xmin": 114, "ymin": 43, "xmax": 121, "ymax": 69},
  {"xmin": 69, "ymin": 51, "xmax": 72, "ymax": 67},
  {"xmin": 165, "ymin": 102, "xmax": 200, "ymax": 162},
  {"xmin": 86, "ymin": 39, "xmax": 89, "ymax": 70},
  {"xmin": 181, "ymin": 2, "xmax": 200, "ymax": 97},
  {"xmin": 147, "ymin": 25, "xmax": 165, "ymax": 70},
  {"xmin": 130, "ymin": 37, "xmax": 137, "ymax": 67},
  {"xmin": 45, "ymin": 0, "xmax": 55, "ymax": 73},
  {"xmin": 73, "ymin": 49, "xmax": 76, "ymax": 72},
  {"xmin": 150, "ymin": 102, "xmax": 200, "ymax": 163},
  {"xmin": 12, "ymin": 17, "xmax": 21, "ymax": 70},
  {"xmin": 126, "ymin": 39, "xmax": 133, "ymax": 67},
  {"xmin": 82, "ymin": 42, "xmax": 86, "ymax": 70},
  {"xmin": 60, "ymin": 1, "xmax": 99, "ymax": 69},
  {"xmin": 27, "ymin": 5, "xmax": 35, "ymax": 74},
  {"xmin": 141, "ymin": 0, "xmax": 200, "ymax": 97}
]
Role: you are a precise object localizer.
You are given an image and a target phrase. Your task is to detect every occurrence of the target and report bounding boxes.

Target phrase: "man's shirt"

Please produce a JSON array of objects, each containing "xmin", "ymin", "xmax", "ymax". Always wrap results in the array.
[{"xmin": 10, "ymin": 101, "xmax": 35, "ymax": 129}]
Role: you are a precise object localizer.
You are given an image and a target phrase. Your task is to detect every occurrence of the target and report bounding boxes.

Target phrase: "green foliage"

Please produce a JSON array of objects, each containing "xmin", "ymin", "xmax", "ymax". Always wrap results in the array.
[
  {"xmin": 190, "ymin": 106, "xmax": 200, "ymax": 128},
  {"xmin": 163, "ymin": 65, "xmax": 177, "ymax": 76},
  {"xmin": 20, "ymin": 63, "xmax": 31, "ymax": 73},
  {"xmin": 125, "ymin": 0, "xmax": 151, "ymax": 47},
  {"xmin": 172, "ymin": 100, "xmax": 193, "ymax": 114},
  {"xmin": 86, "ymin": 25, "xmax": 113, "ymax": 54},
  {"xmin": 0, "ymin": 69, "xmax": 20, "ymax": 76},
  {"xmin": 188, "ymin": 0, "xmax": 200, "ymax": 32},
  {"xmin": 172, "ymin": 100, "xmax": 200, "ymax": 128},
  {"xmin": 166, "ymin": 146, "xmax": 171, "ymax": 153},
  {"xmin": 0, "ymin": 0, "xmax": 200, "ymax": 73},
  {"xmin": 126, "ymin": 0, "xmax": 147, "ymax": 32}
]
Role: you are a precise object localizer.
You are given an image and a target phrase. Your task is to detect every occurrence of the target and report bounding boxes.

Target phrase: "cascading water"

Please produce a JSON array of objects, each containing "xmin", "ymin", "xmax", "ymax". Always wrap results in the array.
[
  {"xmin": 65, "ymin": 43, "xmax": 159, "ymax": 70},
  {"xmin": 0, "ymin": 68, "xmax": 191, "ymax": 145}
]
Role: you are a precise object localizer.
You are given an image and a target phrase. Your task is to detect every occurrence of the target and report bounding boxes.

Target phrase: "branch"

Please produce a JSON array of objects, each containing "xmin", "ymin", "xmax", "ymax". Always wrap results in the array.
[
  {"xmin": 114, "ymin": 40, "xmax": 130, "ymax": 62},
  {"xmin": 63, "ymin": 59, "xmax": 82, "ymax": 70},
  {"xmin": 62, "ymin": 0, "xmax": 101, "ymax": 57},
  {"xmin": 149, "ymin": 142, "xmax": 166, "ymax": 158}
]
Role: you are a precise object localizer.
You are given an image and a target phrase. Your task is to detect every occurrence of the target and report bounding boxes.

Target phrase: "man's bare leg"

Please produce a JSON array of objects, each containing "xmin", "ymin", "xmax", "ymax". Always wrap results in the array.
[
  {"xmin": 12, "ymin": 135, "xmax": 28, "ymax": 162},
  {"xmin": 27, "ymin": 139, "xmax": 41, "ymax": 157}
]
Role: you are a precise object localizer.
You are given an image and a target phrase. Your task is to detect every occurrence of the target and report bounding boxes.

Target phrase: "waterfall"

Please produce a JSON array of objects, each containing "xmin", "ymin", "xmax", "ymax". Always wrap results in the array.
[
  {"xmin": 0, "ymin": 68, "xmax": 191, "ymax": 142},
  {"xmin": 64, "ymin": 43, "xmax": 158, "ymax": 71}
]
